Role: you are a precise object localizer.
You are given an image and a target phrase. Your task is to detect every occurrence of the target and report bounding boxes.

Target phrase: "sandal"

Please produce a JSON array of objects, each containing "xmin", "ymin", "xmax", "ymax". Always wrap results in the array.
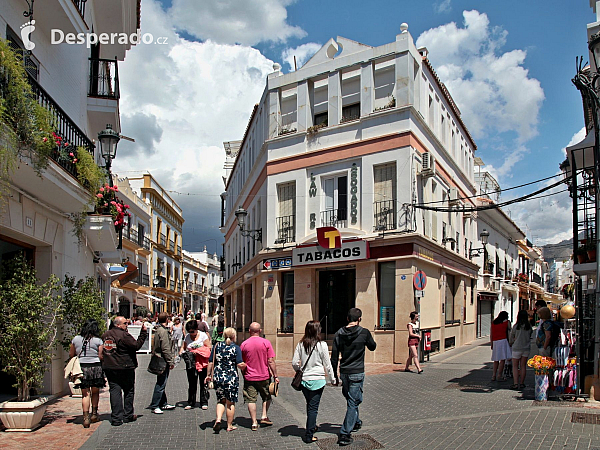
[
  {"xmin": 260, "ymin": 417, "xmax": 273, "ymax": 426},
  {"xmin": 509, "ymin": 384, "xmax": 519, "ymax": 390},
  {"xmin": 251, "ymin": 423, "xmax": 259, "ymax": 431},
  {"xmin": 226, "ymin": 425, "xmax": 238, "ymax": 432},
  {"xmin": 519, "ymin": 384, "xmax": 526, "ymax": 389}
]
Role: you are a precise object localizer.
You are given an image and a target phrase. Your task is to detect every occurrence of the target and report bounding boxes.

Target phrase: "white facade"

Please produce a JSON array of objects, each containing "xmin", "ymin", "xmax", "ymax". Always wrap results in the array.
[
  {"xmin": 0, "ymin": 0, "xmax": 139, "ymax": 396},
  {"xmin": 189, "ymin": 249, "xmax": 223, "ymax": 316}
]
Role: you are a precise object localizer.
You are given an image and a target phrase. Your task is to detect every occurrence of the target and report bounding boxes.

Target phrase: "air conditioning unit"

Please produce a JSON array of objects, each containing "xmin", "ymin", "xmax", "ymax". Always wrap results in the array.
[
  {"xmin": 420, "ymin": 152, "xmax": 435, "ymax": 176},
  {"xmin": 449, "ymin": 187, "xmax": 459, "ymax": 205}
]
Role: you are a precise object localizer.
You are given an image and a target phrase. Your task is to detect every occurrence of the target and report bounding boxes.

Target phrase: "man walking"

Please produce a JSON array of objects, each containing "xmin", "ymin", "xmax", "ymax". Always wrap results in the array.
[
  {"xmin": 149, "ymin": 312, "xmax": 176, "ymax": 414},
  {"xmin": 102, "ymin": 316, "xmax": 148, "ymax": 426},
  {"xmin": 240, "ymin": 322, "xmax": 279, "ymax": 430},
  {"xmin": 331, "ymin": 308, "xmax": 377, "ymax": 446}
]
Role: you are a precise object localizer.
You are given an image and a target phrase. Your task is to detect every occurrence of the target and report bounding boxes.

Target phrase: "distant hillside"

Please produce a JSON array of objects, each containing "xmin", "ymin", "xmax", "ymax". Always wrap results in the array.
[{"xmin": 542, "ymin": 238, "xmax": 573, "ymax": 263}]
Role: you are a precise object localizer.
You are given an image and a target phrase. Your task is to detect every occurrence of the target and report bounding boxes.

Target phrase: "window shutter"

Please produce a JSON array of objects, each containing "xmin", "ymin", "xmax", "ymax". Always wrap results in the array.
[
  {"xmin": 374, "ymin": 163, "xmax": 396, "ymax": 201},
  {"xmin": 278, "ymin": 183, "xmax": 296, "ymax": 217}
]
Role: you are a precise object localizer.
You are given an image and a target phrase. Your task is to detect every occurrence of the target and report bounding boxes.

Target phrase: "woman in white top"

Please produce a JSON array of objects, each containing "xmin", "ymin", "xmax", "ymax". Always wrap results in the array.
[
  {"xmin": 292, "ymin": 320, "xmax": 335, "ymax": 444},
  {"xmin": 179, "ymin": 320, "xmax": 210, "ymax": 409},
  {"xmin": 509, "ymin": 309, "xmax": 533, "ymax": 389}
]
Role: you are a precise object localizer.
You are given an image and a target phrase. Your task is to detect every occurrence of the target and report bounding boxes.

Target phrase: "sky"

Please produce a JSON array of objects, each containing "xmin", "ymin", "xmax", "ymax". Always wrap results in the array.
[{"xmin": 112, "ymin": 0, "xmax": 594, "ymax": 253}]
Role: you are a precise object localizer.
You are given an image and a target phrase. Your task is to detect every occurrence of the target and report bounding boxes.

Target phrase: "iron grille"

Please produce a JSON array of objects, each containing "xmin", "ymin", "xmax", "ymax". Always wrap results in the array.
[
  {"xmin": 373, "ymin": 200, "xmax": 396, "ymax": 231},
  {"xmin": 320, "ymin": 209, "xmax": 347, "ymax": 228},
  {"xmin": 88, "ymin": 58, "xmax": 119, "ymax": 99},
  {"xmin": 275, "ymin": 215, "xmax": 295, "ymax": 243}
]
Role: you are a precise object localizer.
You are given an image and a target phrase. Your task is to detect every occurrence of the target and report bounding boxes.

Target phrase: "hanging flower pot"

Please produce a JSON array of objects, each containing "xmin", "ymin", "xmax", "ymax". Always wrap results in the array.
[{"xmin": 534, "ymin": 374, "xmax": 549, "ymax": 401}]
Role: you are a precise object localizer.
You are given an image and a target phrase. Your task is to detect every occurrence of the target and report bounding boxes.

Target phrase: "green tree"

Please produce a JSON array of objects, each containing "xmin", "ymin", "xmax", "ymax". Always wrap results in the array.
[
  {"xmin": 61, "ymin": 275, "xmax": 106, "ymax": 350},
  {"xmin": 0, "ymin": 255, "xmax": 62, "ymax": 402}
]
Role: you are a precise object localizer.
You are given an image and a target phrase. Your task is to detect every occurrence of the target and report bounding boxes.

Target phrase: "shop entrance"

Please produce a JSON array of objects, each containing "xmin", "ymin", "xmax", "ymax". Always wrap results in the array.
[{"xmin": 318, "ymin": 268, "xmax": 355, "ymax": 338}]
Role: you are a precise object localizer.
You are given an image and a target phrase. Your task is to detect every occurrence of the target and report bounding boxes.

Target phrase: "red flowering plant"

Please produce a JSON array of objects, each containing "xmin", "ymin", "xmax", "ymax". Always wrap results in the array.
[
  {"xmin": 94, "ymin": 183, "xmax": 131, "ymax": 232},
  {"xmin": 52, "ymin": 132, "xmax": 78, "ymax": 164}
]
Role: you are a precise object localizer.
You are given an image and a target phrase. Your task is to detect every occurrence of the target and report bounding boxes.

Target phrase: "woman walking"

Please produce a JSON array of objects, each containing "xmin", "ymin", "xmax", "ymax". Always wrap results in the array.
[
  {"xmin": 509, "ymin": 310, "xmax": 533, "ymax": 389},
  {"xmin": 292, "ymin": 320, "xmax": 336, "ymax": 444},
  {"xmin": 211, "ymin": 315, "xmax": 226, "ymax": 343},
  {"xmin": 491, "ymin": 311, "xmax": 512, "ymax": 381},
  {"xmin": 205, "ymin": 328, "xmax": 246, "ymax": 433},
  {"xmin": 180, "ymin": 319, "xmax": 211, "ymax": 409},
  {"xmin": 69, "ymin": 319, "xmax": 105, "ymax": 428},
  {"xmin": 172, "ymin": 317, "xmax": 184, "ymax": 355},
  {"xmin": 404, "ymin": 311, "xmax": 423, "ymax": 374}
]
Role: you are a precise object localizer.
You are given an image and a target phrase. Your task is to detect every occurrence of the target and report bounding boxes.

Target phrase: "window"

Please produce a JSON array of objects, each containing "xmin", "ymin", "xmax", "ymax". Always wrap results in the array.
[
  {"xmin": 445, "ymin": 274, "xmax": 456, "ymax": 323},
  {"xmin": 314, "ymin": 112, "xmax": 328, "ymax": 126},
  {"xmin": 378, "ymin": 262, "xmax": 395, "ymax": 329},
  {"xmin": 428, "ymin": 96, "xmax": 434, "ymax": 127},
  {"xmin": 280, "ymin": 272, "xmax": 294, "ymax": 332},
  {"xmin": 322, "ymin": 175, "xmax": 347, "ymax": 226},
  {"xmin": 341, "ymin": 103, "xmax": 360, "ymax": 122},
  {"xmin": 374, "ymin": 163, "xmax": 397, "ymax": 230},
  {"xmin": 6, "ymin": 26, "xmax": 39, "ymax": 80},
  {"xmin": 431, "ymin": 182, "xmax": 438, "ymax": 241},
  {"xmin": 455, "ymin": 231, "xmax": 460, "ymax": 253},
  {"xmin": 277, "ymin": 182, "xmax": 296, "ymax": 243},
  {"xmin": 138, "ymin": 224, "xmax": 145, "ymax": 246}
]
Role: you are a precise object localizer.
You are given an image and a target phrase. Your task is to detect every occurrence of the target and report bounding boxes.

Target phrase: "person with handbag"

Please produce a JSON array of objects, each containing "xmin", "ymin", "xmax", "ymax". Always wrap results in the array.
[
  {"xmin": 69, "ymin": 319, "xmax": 105, "ymax": 428},
  {"xmin": 149, "ymin": 312, "xmax": 176, "ymax": 414},
  {"xmin": 101, "ymin": 316, "xmax": 148, "ymax": 427},
  {"xmin": 205, "ymin": 327, "xmax": 246, "ymax": 433},
  {"xmin": 179, "ymin": 319, "xmax": 211, "ymax": 410},
  {"xmin": 291, "ymin": 320, "xmax": 335, "ymax": 444}
]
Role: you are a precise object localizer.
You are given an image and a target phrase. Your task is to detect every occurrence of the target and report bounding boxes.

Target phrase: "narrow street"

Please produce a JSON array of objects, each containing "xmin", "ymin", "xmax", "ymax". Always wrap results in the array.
[{"xmin": 69, "ymin": 340, "xmax": 600, "ymax": 450}]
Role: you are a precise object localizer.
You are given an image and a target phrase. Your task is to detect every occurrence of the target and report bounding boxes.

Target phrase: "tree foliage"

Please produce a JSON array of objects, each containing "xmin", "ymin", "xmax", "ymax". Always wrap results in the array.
[
  {"xmin": 61, "ymin": 275, "xmax": 106, "ymax": 351},
  {"xmin": 0, "ymin": 255, "xmax": 62, "ymax": 402}
]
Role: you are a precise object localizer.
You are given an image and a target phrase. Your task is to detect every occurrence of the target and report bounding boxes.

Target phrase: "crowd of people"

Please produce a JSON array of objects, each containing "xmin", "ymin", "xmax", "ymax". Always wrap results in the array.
[
  {"xmin": 489, "ymin": 299, "xmax": 561, "ymax": 389},
  {"xmin": 68, "ymin": 307, "xmax": 377, "ymax": 446}
]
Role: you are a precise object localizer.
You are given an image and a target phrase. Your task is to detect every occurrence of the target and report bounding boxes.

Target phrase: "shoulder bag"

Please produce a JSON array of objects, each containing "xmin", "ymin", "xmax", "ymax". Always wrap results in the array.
[
  {"xmin": 291, "ymin": 343, "xmax": 317, "ymax": 391},
  {"xmin": 148, "ymin": 329, "xmax": 167, "ymax": 375}
]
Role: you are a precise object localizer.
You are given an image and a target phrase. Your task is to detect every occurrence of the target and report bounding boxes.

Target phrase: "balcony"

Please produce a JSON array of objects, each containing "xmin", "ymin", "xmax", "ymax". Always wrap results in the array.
[
  {"xmin": 88, "ymin": 58, "xmax": 119, "ymax": 100},
  {"xmin": 374, "ymin": 200, "xmax": 396, "ymax": 231},
  {"xmin": 495, "ymin": 267, "xmax": 504, "ymax": 279},
  {"xmin": 138, "ymin": 273, "xmax": 149, "ymax": 286},
  {"xmin": 124, "ymin": 227, "xmax": 138, "ymax": 244},
  {"xmin": 142, "ymin": 236, "xmax": 151, "ymax": 251},
  {"xmin": 154, "ymin": 276, "xmax": 166, "ymax": 288},
  {"xmin": 177, "ymin": 245, "xmax": 181, "ymax": 255},
  {"xmin": 320, "ymin": 209, "xmax": 347, "ymax": 228},
  {"xmin": 275, "ymin": 215, "xmax": 295, "ymax": 244},
  {"xmin": 169, "ymin": 240, "xmax": 175, "ymax": 252},
  {"xmin": 159, "ymin": 233, "xmax": 167, "ymax": 247},
  {"xmin": 169, "ymin": 280, "xmax": 175, "ymax": 291},
  {"xmin": 71, "ymin": 0, "xmax": 87, "ymax": 19},
  {"xmin": 531, "ymin": 272, "xmax": 542, "ymax": 285}
]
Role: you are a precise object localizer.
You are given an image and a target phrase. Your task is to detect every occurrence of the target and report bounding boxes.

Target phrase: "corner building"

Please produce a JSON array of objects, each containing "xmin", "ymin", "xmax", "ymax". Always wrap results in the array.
[{"xmin": 221, "ymin": 27, "xmax": 480, "ymax": 363}]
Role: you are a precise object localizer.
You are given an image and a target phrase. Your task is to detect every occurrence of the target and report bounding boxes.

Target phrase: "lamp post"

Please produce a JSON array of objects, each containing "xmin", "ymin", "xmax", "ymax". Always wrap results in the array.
[
  {"xmin": 469, "ymin": 229, "xmax": 490, "ymax": 259},
  {"xmin": 98, "ymin": 124, "xmax": 120, "ymax": 187},
  {"xmin": 234, "ymin": 207, "xmax": 262, "ymax": 243}
]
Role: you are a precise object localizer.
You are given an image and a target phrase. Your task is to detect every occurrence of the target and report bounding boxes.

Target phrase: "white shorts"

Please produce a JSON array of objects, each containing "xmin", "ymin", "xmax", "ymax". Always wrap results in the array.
[{"xmin": 511, "ymin": 349, "xmax": 529, "ymax": 359}]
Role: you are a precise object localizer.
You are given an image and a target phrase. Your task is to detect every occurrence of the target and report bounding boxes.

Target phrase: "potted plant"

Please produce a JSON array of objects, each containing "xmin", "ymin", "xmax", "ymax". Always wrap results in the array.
[
  {"xmin": 586, "ymin": 242, "xmax": 597, "ymax": 263},
  {"xmin": 60, "ymin": 275, "xmax": 106, "ymax": 397},
  {"xmin": 0, "ymin": 256, "xmax": 62, "ymax": 431},
  {"xmin": 576, "ymin": 245, "xmax": 589, "ymax": 264},
  {"xmin": 94, "ymin": 183, "xmax": 131, "ymax": 232}
]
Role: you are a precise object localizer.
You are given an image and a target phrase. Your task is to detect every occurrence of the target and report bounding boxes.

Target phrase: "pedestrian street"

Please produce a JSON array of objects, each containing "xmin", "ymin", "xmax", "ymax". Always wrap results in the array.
[{"xmin": 79, "ymin": 340, "xmax": 600, "ymax": 450}]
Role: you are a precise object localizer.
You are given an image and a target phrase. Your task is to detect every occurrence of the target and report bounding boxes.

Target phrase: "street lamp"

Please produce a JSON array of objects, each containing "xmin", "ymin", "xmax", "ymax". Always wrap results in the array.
[
  {"xmin": 234, "ymin": 207, "xmax": 262, "ymax": 243},
  {"xmin": 469, "ymin": 229, "xmax": 490, "ymax": 259},
  {"xmin": 98, "ymin": 124, "xmax": 120, "ymax": 186}
]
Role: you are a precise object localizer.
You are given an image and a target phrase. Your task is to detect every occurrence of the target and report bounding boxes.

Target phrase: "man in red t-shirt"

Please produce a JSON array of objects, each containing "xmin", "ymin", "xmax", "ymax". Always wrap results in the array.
[{"xmin": 240, "ymin": 322, "xmax": 279, "ymax": 430}]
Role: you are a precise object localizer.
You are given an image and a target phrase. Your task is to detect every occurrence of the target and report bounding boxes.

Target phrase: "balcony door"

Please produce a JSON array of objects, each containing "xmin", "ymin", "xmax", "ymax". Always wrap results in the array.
[
  {"xmin": 374, "ymin": 163, "xmax": 396, "ymax": 230},
  {"xmin": 277, "ymin": 182, "xmax": 296, "ymax": 243},
  {"xmin": 322, "ymin": 175, "xmax": 347, "ymax": 227}
]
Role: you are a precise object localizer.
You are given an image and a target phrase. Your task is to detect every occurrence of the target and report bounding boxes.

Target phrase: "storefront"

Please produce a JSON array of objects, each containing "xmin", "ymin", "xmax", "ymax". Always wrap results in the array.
[{"xmin": 222, "ymin": 229, "xmax": 479, "ymax": 364}]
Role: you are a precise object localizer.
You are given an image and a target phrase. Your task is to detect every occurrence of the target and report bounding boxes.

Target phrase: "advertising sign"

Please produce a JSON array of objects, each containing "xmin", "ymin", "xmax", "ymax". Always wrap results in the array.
[
  {"xmin": 263, "ymin": 258, "xmax": 292, "ymax": 270},
  {"xmin": 293, "ymin": 240, "xmax": 369, "ymax": 267}
]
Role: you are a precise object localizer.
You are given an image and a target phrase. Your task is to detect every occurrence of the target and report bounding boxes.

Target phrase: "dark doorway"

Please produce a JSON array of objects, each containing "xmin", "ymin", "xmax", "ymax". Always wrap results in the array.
[
  {"xmin": 119, "ymin": 298, "xmax": 130, "ymax": 318},
  {"xmin": 318, "ymin": 268, "xmax": 356, "ymax": 338}
]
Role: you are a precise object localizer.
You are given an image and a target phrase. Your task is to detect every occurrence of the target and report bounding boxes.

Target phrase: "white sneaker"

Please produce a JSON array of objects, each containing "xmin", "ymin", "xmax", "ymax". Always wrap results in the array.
[
  {"xmin": 152, "ymin": 408, "xmax": 163, "ymax": 414},
  {"xmin": 162, "ymin": 404, "xmax": 175, "ymax": 410}
]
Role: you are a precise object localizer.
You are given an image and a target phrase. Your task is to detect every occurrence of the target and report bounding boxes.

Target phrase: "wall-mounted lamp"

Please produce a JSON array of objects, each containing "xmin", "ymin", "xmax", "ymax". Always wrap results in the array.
[
  {"xmin": 469, "ymin": 229, "xmax": 490, "ymax": 259},
  {"xmin": 234, "ymin": 207, "xmax": 262, "ymax": 242}
]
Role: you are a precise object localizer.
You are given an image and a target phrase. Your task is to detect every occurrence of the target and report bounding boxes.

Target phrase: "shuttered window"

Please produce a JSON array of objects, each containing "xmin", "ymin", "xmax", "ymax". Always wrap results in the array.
[
  {"xmin": 278, "ymin": 182, "xmax": 296, "ymax": 217},
  {"xmin": 374, "ymin": 163, "xmax": 396, "ymax": 201}
]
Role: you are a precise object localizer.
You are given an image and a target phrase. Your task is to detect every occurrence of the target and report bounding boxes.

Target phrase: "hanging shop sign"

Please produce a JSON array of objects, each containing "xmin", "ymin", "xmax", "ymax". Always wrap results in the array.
[
  {"xmin": 317, "ymin": 226, "xmax": 342, "ymax": 249},
  {"xmin": 263, "ymin": 257, "xmax": 292, "ymax": 270},
  {"xmin": 293, "ymin": 238, "xmax": 369, "ymax": 267},
  {"xmin": 350, "ymin": 163, "xmax": 358, "ymax": 225}
]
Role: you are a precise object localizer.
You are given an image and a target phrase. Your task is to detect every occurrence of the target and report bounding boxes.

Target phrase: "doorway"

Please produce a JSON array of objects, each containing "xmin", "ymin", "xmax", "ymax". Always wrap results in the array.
[
  {"xmin": 118, "ymin": 297, "xmax": 130, "ymax": 318},
  {"xmin": 318, "ymin": 268, "xmax": 355, "ymax": 337}
]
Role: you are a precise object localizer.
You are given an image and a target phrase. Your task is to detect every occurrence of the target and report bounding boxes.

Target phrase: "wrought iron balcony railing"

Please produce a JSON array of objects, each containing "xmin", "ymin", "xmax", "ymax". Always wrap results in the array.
[
  {"xmin": 169, "ymin": 240, "xmax": 175, "ymax": 252},
  {"xmin": 374, "ymin": 200, "xmax": 396, "ymax": 231},
  {"xmin": 177, "ymin": 245, "xmax": 181, "ymax": 255},
  {"xmin": 125, "ymin": 227, "xmax": 138, "ymax": 243},
  {"xmin": 320, "ymin": 209, "xmax": 347, "ymax": 228},
  {"xmin": 275, "ymin": 215, "xmax": 295, "ymax": 244},
  {"xmin": 71, "ymin": 0, "xmax": 87, "ymax": 19},
  {"xmin": 88, "ymin": 58, "xmax": 119, "ymax": 99},
  {"xmin": 159, "ymin": 233, "xmax": 166, "ymax": 247},
  {"xmin": 138, "ymin": 273, "xmax": 149, "ymax": 286},
  {"xmin": 169, "ymin": 280, "xmax": 175, "ymax": 291}
]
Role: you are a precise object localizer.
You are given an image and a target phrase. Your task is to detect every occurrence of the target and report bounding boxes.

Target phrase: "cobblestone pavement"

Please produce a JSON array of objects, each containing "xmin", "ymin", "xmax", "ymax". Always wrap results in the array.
[{"xmin": 69, "ymin": 339, "xmax": 600, "ymax": 449}]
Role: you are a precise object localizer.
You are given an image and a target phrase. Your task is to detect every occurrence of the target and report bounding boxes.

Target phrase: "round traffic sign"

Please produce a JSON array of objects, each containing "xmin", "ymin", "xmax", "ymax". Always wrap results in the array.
[{"xmin": 413, "ymin": 271, "xmax": 427, "ymax": 290}]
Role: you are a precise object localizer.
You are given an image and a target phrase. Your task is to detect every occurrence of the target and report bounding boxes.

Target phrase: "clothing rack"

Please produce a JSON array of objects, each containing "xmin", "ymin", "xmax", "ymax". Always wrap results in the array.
[{"xmin": 551, "ymin": 323, "xmax": 580, "ymax": 398}]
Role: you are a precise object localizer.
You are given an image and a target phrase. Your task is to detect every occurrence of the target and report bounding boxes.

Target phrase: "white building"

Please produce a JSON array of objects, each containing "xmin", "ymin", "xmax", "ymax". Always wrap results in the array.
[
  {"xmin": 0, "ymin": 0, "xmax": 140, "ymax": 396},
  {"xmin": 182, "ymin": 250, "xmax": 208, "ymax": 314},
  {"xmin": 189, "ymin": 249, "xmax": 223, "ymax": 316},
  {"xmin": 221, "ymin": 27, "xmax": 481, "ymax": 363}
]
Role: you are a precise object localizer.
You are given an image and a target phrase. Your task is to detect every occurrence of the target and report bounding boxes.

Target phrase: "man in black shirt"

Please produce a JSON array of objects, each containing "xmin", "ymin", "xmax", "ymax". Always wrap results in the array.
[{"xmin": 331, "ymin": 308, "xmax": 376, "ymax": 446}]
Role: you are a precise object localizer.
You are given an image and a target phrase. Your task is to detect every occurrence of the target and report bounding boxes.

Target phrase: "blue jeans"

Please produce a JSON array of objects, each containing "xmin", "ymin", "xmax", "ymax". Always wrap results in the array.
[
  {"xmin": 149, "ymin": 366, "xmax": 170, "ymax": 409},
  {"xmin": 301, "ymin": 385, "xmax": 324, "ymax": 439},
  {"xmin": 340, "ymin": 373, "xmax": 364, "ymax": 436}
]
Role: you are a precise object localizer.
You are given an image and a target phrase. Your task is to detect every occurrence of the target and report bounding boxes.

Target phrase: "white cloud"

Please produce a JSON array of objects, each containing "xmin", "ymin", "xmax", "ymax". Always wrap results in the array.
[
  {"xmin": 504, "ymin": 128, "xmax": 583, "ymax": 245},
  {"xmin": 113, "ymin": 0, "xmax": 275, "ymax": 247},
  {"xmin": 416, "ymin": 10, "xmax": 544, "ymax": 143},
  {"xmin": 168, "ymin": 0, "xmax": 306, "ymax": 46},
  {"xmin": 281, "ymin": 42, "xmax": 321, "ymax": 71},
  {"xmin": 434, "ymin": 0, "xmax": 452, "ymax": 14}
]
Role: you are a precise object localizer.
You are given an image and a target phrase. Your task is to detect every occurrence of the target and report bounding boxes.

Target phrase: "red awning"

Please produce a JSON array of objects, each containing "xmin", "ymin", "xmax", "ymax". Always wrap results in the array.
[
  {"xmin": 117, "ymin": 262, "xmax": 139, "ymax": 286},
  {"xmin": 478, "ymin": 293, "xmax": 498, "ymax": 301}
]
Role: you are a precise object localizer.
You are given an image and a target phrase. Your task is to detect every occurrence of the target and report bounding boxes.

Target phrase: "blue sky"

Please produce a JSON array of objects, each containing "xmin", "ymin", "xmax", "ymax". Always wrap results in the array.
[{"xmin": 114, "ymin": 0, "xmax": 594, "ymax": 250}]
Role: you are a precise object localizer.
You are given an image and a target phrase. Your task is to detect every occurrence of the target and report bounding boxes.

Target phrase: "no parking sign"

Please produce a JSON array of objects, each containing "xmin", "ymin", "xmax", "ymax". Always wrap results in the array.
[{"xmin": 413, "ymin": 271, "xmax": 427, "ymax": 290}]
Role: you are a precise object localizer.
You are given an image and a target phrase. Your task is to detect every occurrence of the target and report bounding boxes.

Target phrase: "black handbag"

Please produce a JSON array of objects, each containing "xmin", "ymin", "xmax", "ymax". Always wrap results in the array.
[
  {"xmin": 182, "ymin": 351, "xmax": 195, "ymax": 370},
  {"xmin": 148, "ymin": 331, "xmax": 167, "ymax": 375},
  {"xmin": 291, "ymin": 343, "xmax": 317, "ymax": 391}
]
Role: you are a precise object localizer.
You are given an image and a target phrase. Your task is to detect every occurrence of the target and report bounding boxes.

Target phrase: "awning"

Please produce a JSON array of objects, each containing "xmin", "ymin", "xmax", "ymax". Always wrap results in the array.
[
  {"xmin": 117, "ymin": 262, "xmax": 139, "ymax": 286},
  {"xmin": 139, "ymin": 293, "xmax": 166, "ymax": 304},
  {"xmin": 478, "ymin": 292, "xmax": 498, "ymax": 301}
]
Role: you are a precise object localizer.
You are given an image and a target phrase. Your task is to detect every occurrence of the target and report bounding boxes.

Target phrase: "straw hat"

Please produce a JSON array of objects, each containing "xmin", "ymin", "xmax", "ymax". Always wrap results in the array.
[{"xmin": 269, "ymin": 381, "xmax": 279, "ymax": 397}]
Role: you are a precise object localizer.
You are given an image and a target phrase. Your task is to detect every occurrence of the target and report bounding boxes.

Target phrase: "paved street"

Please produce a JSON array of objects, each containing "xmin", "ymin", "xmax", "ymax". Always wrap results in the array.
[{"xmin": 74, "ymin": 339, "xmax": 600, "ymax": 450}]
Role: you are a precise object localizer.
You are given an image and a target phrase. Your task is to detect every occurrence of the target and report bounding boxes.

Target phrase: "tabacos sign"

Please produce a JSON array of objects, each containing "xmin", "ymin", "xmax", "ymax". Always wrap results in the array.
[{"xmin": 292, "ymin": 227, "xmax": 369, "ymax": 266}]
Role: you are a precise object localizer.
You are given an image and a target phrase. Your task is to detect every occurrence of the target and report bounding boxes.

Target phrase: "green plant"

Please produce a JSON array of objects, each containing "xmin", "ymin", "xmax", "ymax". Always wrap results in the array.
[
  {"xmin": 307, "ymin": 121, "xmax": 327, "ymax": 135},
  {"xmin": 134, "ymin": 306, "xmax": 150, "ymax": 318},
  {"xmin": 60, "ymin": 275, "xmax": 106, "ymax": 351},
  {"xmin": 75, "ymin": 146, "xmax": 106, "ymax": 192},
  {"xmin": 0, "ymin": 255, "xmax": 63, "ymax": 402}
]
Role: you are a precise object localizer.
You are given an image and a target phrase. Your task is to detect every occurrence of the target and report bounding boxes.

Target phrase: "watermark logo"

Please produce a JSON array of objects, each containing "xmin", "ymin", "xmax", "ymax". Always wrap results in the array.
[
  {"xmin": 20, "ymin": 21, "xmax": 168, "ymax": 50},
  {"xmin": 21, "ymin": 20, "xmax": 36, "ymax": 50}
]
